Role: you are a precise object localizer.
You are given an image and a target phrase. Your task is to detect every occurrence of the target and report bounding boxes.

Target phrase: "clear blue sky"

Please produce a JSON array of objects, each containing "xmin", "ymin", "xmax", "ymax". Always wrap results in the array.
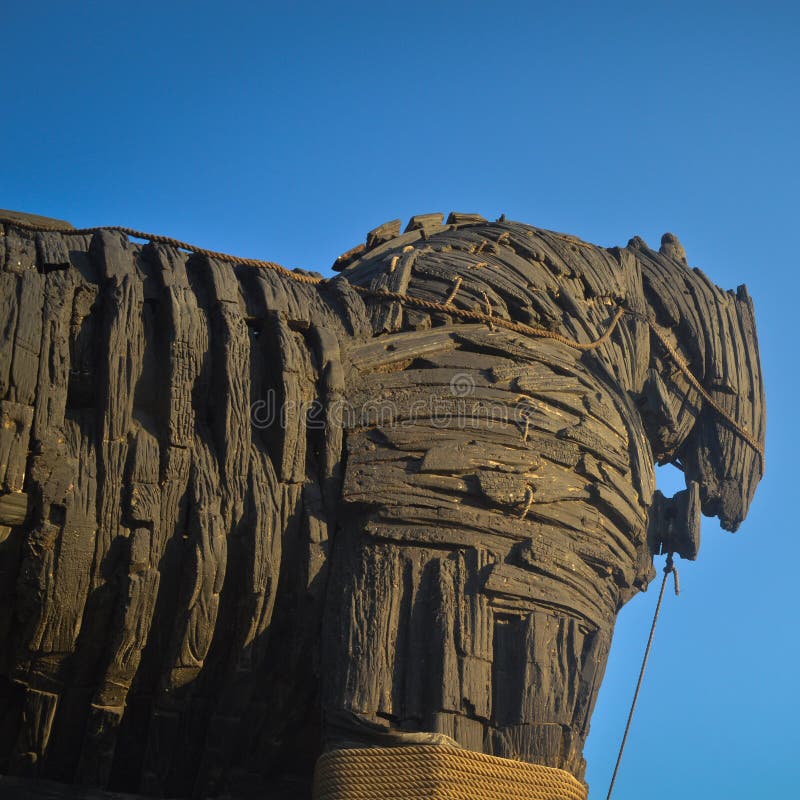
[{"xmin": 3, "ymin": 2, "xmax": 798, "ymax": 797}]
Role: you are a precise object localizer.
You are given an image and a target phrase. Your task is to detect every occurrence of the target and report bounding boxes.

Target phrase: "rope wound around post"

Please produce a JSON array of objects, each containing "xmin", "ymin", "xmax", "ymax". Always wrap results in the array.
[{"xmin": 606, "ymin": 554, "xmax": 680, "ymax": 800}]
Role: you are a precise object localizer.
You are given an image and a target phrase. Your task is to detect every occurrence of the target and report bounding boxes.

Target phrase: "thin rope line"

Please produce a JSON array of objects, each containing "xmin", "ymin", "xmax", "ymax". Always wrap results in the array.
[
  {"xmin": 2, "ymin": 219, "xmax": 321, "ymax": 283},
  {"xmin": 606, "ymin": 554, "xmax": 678, "ymax": 800}
]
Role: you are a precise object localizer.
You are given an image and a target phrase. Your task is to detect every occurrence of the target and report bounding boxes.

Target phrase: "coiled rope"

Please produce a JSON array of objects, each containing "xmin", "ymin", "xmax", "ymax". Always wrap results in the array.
[
  {"xmin": 3, "ymin": 219, "xmax": 763, "ymax": 461},
  {"xmin": 313, "ymin": 744, "xmax": 587, "ymax": 800}
]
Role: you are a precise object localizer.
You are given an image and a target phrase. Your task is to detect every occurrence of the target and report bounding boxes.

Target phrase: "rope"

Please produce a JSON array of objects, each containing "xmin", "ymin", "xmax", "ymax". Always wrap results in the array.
[
  {"xmin": 313, "ymin": 744, "xmax": 587, "ymax": 800},
  {"xmin": 605, "ymin": 554, "xmax": 679, "ymax": 800},
  {"xmin": 444, "ymin": 275, "xmax": 464, "ymax": 305},
  {"xmin": 3, "ymin": 218, "xmax": 762, "ymax": 459},
  {"xmin": 1, "ymin": 219, "xmax": 322, "ymax": 284},
  {"xmin": 626, "ymin": 309, "xmax": 765, "ymax": 463},
  {"xmin": 362, "ymin": 289, "xmax": 626, "ymax": 351},
  {"xmin": 519, "ymin": 484, "xmax": 535, "ymax": 520}
]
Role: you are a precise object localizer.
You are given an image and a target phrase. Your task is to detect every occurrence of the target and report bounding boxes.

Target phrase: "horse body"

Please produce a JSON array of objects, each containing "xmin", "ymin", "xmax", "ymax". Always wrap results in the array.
[{"xmin": 0, "ymin": 214, "xmax": 764, "ymax": 797}]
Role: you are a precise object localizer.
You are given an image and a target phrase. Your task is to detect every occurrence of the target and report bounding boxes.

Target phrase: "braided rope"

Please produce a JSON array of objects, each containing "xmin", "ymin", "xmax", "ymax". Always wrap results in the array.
[
  {"xmin": 357, "ymin": 287, "xmax": 627, "ymax": 351},
  {"xmin": 2, "ymin": 218, "xmax": 763, "ymax": 459},
  {"xmin": 313, "ymin": 745, "xmax": 587, "ymax": 800},
  {"xmin": 2, "ymin": 220, "xmax": 321, "ymax": 284}
]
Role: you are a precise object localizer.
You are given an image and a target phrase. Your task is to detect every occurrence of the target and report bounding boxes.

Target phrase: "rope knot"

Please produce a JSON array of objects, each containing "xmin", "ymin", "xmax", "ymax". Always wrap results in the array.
[{"xmin": 664, "ymin": 553, "xmax": 680, "ymax": 596}]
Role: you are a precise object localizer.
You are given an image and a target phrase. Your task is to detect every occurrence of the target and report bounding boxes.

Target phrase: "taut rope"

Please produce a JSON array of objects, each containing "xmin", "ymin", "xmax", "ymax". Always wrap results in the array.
[
  {"xmin": 606, "ymin": 554, "xmax": 679, "ymax": 799},
  {"xmin": 3, "ymin": 219, "xmax": 763, "ymax": 461}
]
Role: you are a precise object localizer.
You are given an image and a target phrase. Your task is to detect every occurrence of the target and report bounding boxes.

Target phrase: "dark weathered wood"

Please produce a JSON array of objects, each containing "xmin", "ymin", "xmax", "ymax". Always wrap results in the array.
[
  {"xmin": 0, "ymin": 774, "xmax": 145, "ymax": 799},
  {"xmin": 0, "ymin": 491, "xmax": 28, "ymax": 527},
  {"xmin": 0, "ymin": 214, "xmax": 764, "ymax": 798}
]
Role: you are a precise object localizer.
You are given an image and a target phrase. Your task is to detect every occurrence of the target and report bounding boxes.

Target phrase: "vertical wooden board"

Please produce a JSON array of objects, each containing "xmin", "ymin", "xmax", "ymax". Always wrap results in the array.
[
  {"xmin": 64, "ymin": 283, "xmax": 99, "ymax": 416},
  {"xmin": 485, "ymin": 722, "xmax": 564, "ymax": 767},
  {"xmin": 688, "ymin": 269, "xmax": 730, "ymax": 390},
  {"xmin": 10, "ymin": 271, "xmax": 45, "ymax": 406},
  {"xmin": 252, "ymin": 269, "xmax": 293, "ymax": 317},
  {"xmin": 200, "ymin": 258, "xmax": 251, "ymax": 531},
  {"xmin": 99, "ymin": 276, "xmax": 144, "ymax": 443},
  {"xmin": 6, "ymin": 400, "xmax": 76, "ymax": 683},
  {"xmin": 192, "ymin": 711, "xmax": 240, "ymax": 797},
  {"xmin": 572, "ymin": 628, "xmax": 610, "ymax": 739},
  {"xmin": 32, "ymin": 685, "xmax": 91, "ymax": 782},
  {"xmin": 79, "ymin": 273, "xmax": 145, "ymax": 678},
  {"xmin": 35, "ymin": 412, "xmax": 97, "ymax": 656},
  {"xmin": 309, "ymin": 325, "xmax": 346, "ymax": 519},
  {"xmin": 266, "ymin": 313, "xmax": 313, "ymax": 483},
  {"xmin": 490, "ymin": 614, "xmax": 527, "ymax": 727},
  {"xmin": 162, "ymin": 277, "xmax": 204, "ymax": 439},
  {"xmin": 133, "ymin": 434, "xmax": 228, "ymax": 792},
  {"xmin": 12, "ymin": 520, "xmax": 61, "ymax": 668},
  {"xmin": 0, "ymin": 401, "xmax": 33, "ymax": 491},
  {"xmin": 466, "ymin": 547, "xmax": 494, "ymax": 663},
  {"xmin": 74, "ymin": 705, "xmax": 124, "ymax": 787},
  {"xmin": 734, "ymin": 287, "xmax": 765, "ymax": 505},
  {"xmin": 241, "ymin": 445, "xmax": 281, "ymax": 649},
  {"xmin": 149, "ymin": 248, "xmax": 205, "ymax": 448},
  {"xmin": 3, "ymin": 229, "xmax": 37, "ymax": 274},
  {"xmin": 63, "ymin": 268, "xmax": 145, "ymax": 780},
  {"xmin": 0, "ymin": 526, "xmax": 24, "ymax": 673},
  {"xmin": 635, "ymin": 245, "xmax": 683, "ymax": 327},
  {"xmin": 90, "ymin": 428, "xmax": 162, "ymax": 714},
  {"xmin": 97, "ymin": 559, "xmax": 160, "ymax": 704},
  {"xmin": 89, "ymin": 231, "xmax": 140, "ymax": 283},
  {"xmin": 126, "ymin": 428, "xmax": 161, "ymax": 525},
  {"xmin": 321, "ymin": 276, "xmax": 373, "ymax": 341},
  {"xmin": 193, "ymin": 443, "xmax": 283, "ymax": 791},
  {"xmin": 0, "ymin": 273, "xmax": 19, "ymax": 399},
  {"xmin": 164, "ymin": 436, "xmax": 226, "ymax": 689},
  {"xmin": 428, "ymin": 556, "xmax": 461, "ymax": 715},
  {"xmin": 9, "ymin": 688, "xmax": 58, "ymax": 775},
  {"xmin": 403, "ymin": 551, "xmax": 465, "ymax": 728},
  {"xmin": 126, "ymin": 456, "xmax": 187, "ymax": 690},
  {"xmin": 301, "ymin": 481, "xmax": 329, "ymax": 591},
  {"xmin": 120, "ymin": 449, "xmax": 190, "ymax": 790},
  {"xmin": 458, "ymin": 656, "xmax": 493, "ymax": 723},
  {"xmin": 36, "ymin": 523, "xmax": 96, "ymax": 661},
  {"xmin": 34, "ymin": 232, "xmax": 70, "ymax": 271},
  {"xmin": 33, "ymin": 271, "xmax": 77, "ymax": 442},
  {"xmin": 140, "ymin": 709, "xmax": 180, "ymax": 796},
  {"xmin": 346, "ymin": 541, "xmax": 403, "ymax": 719},
  {"xmin": 522, "ymin": 612, "xmax": 585, "ymax": 726},
  {"xmin": 561, "ymin": 728, "xmax": 587, "ymax": 781},
  {"xmin": 176, "ymin": 254, "xmax": 253, "ymax": 747},
  {"xmin": 92, "ymin": 440, "xmax": 127, "ymax": 589}
]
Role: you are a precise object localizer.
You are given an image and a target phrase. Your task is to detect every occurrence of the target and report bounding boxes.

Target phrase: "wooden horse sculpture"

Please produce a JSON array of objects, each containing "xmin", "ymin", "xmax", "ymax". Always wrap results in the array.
[{"xmin": 0, "ymin": 211, "xmax": 764, "ymax": 799}]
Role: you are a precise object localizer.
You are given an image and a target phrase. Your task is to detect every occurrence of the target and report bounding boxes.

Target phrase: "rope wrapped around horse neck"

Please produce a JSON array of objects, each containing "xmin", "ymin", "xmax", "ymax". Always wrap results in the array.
[{"xmin": 313, "ymin": 745, "xmax": 587, "ymax": 800}]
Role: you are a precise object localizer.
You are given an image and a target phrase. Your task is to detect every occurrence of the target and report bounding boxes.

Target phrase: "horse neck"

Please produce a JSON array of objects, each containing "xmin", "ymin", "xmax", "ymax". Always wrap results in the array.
[{"xmin": 627, "ymin": 243, "xmax": 714, "ymax": 464}]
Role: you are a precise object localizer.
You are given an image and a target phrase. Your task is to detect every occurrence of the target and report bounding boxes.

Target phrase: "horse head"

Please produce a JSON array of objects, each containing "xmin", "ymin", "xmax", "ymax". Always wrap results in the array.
[{"xmin": 630, "ymin": 234, "xmax": 765, "ymax": 536}]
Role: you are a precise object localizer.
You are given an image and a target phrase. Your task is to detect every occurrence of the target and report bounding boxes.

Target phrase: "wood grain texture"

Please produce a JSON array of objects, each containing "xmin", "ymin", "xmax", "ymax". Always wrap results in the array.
[{"xmin": 0, "ymin": 216, "xmax": 764, "ymax": 798}]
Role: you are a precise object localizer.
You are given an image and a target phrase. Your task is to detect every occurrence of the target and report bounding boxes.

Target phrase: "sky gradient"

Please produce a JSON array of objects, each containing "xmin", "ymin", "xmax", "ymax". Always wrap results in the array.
[{"xmin": 3, "ymin": 2, "xmax": 798, "ymax": 797}]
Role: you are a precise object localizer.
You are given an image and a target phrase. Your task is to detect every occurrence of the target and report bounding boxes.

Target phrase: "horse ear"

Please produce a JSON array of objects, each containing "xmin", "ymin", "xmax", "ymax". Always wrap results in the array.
[
  {"xmin": 659, "ymin": 233, "xmax": 688, "ymax": 265},
  {"xmin": 626, "ymin": 235, "xmax": 649, "ymax": 251}
]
